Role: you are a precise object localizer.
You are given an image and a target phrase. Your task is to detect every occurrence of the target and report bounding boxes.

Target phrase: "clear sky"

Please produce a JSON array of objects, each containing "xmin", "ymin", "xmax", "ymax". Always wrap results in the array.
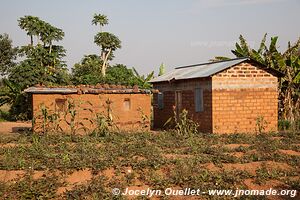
[{"xmin": 0, "ymin": 0, "xmax": 299, "ymax": 75}]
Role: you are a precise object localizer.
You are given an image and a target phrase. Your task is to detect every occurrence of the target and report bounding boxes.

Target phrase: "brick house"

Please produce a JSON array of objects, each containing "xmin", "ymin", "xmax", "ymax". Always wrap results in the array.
[
  {"xmin": 25, "ymin": 85, "xmax": 152, "ymax": 133},
  {"xmin": 149, "ymin": 57, "xmax": 283, "ymax": 134}
]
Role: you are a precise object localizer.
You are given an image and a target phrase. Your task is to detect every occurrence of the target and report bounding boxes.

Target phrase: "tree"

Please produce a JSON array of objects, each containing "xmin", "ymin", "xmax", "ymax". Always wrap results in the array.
[
  {"xmin": 105, "ymin": 64, "xmax": 138, "ymax": 86},
  {"xmin": 0, "ymin": 34, "xmax": 18, "ymax": 75},
  {"xmin": 71, "ymin": 54, "xmax": 103, "ymax": 85},
  {"xmin": 92, "ymin": 14, "xmax": 121, "ymax": 77},
  {"xmin": 94, "ymin": 32, "xmax": 121, "ymax": 76},
  {"xmin": 0, "ymin": 16, "xmax": 70, "ymax": 120},
  {"xmin": 15, "ymin": 16, "xmax": 69, "ymax": 88},
  {"xmin": 92, "ymin": 14, "xmax": 108, "ymax": 32},
  {"xmin": 71, "ymin": 56, "xmax": 139, "ymax": 86},
  {"xmin": 18, "ymin": 16, "xmax": 40, "ymax": 45},
  {"xmin": 214, "ymin": 34, "xmax": 300, "ymax": 123}
]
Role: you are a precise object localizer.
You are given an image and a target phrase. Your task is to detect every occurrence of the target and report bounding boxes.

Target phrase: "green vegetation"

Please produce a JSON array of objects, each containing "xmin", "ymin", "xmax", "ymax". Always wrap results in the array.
[
  {"xmin": 164, "ymin": 109, "xmax": 199, "ymax": 137},
  {"xmin": 0, "ymin": 131, "xmax": 299, "ymax": 199},
  {"xmin": 92, "ymin": 13, "xmax": 121, "ymax": 77},
  {"xmin": 0, "ymin": 14, "xmax": 156, "ymax": 121}
]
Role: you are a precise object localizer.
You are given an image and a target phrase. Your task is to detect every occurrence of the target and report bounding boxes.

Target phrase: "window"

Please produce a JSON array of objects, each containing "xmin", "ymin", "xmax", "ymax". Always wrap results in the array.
[
  {"xmin": 158, "ymin": 92, "xmax": 164, "ymax": 109},
  {"xmin": 55, "ymin": 99, "xmax": 67, "ymax": 113},
  {"xmin": 195, "ymin": 88, "xmax": 203, "ymax": 112},
  {"xmin": 123, "ymin": 98, "xmax": 131, "ymax": 111}
]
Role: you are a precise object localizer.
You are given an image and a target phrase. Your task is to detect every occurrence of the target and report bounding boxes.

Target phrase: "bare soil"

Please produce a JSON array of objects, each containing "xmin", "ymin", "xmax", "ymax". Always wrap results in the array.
[
  {"xmin": 0, "ymin": 122, "xmax": 31, "ymax": 134},
  {"xmin": 279, "ymin": 149, "xmax": 300, "ymax": 156},
  {"xmin": 223, "ymin": 143, "xmax": 251, "ymax": 149}
]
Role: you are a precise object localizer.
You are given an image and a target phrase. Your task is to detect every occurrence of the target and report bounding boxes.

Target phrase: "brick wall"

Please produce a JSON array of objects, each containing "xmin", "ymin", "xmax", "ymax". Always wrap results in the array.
[
  {"xmin": 153, "ymin": 78, "xmax": 213, "ymax": 132},
  {"xmin": 32, "ymin": 93, "xmax": 151, "ymax": 133},
  {"xmin": 212, "ymin": 61, "xmax": 278, "ymax": 133}
]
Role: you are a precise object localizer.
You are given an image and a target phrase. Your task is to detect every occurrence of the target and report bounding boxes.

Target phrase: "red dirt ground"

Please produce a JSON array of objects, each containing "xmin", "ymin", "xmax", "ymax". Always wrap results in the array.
[{"xmin": 0, "ymin": 122, "xmax": 31, "ymax": 133}]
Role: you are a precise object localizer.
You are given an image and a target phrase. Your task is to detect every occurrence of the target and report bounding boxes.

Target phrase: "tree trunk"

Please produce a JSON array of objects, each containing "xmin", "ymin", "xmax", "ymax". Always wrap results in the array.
[
  {"xmin": 49, "ymin": 42, "xmax": 52, "ymax": 54},
  {"xmin": 30, "ymin": 35, "xmax": 33, "ymax": 46},
  {"xmin": 101, "ymin": 49, "xmax": 112, "ymax": 77}
]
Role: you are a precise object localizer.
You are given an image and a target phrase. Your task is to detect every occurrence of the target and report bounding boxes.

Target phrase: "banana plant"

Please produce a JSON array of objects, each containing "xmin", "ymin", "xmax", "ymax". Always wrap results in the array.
[
  {"xmin": 132, "ymin": 67, "xmax": 154, "ymax": 89},
  {"xmin": 0, "ymin": 79, "xmax": 21, "ymax": 107}
]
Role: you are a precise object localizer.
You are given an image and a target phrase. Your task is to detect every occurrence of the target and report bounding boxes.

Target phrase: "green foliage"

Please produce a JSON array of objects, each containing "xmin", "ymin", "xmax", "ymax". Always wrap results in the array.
[
  {"xmin": 16, "ymin": 16, "xmax": 69, "ymax": 88},
  {"xmin": 0, "ymin": 33, "xmax": 18, "ymax": 75},
  {"xmin": 158, "ymin": 63, "xmax": 165, "ymax": 76},
  {"xmin": 165, "ymin": 109, "xmax": 199, "ymax": 137},
  {"xmin": 0, "ymin": 79, "xmax": 31, "ymax": 120},
  {"xmin": 94, "ymin": 32, "xmax": 121, "ymax": 52},
  {"xmin": 92, "ymin": 14, "xmax": 109, "ymax": 29},
  {"xmin": 0, "ymin": 16, "xmax": 70, "ymax": 120},
  {"xmin": 3, "ymin": 172, "xmax": 60, "ymax": 199},
  {"xmin": 71, "ymin": 57, "xmax": 151, "ymax": 88},
  {"xmin": 132, "ymin": 67, "xmax": 154, "ymax": 89},
  {"xmin": 105, "ymin": 64, "xmax": 139, "ymax": 86},
  {"xmin": 278, "ymin": 119, "xmax": 291, "ymax": 131},
  {"xmin": 255, "ymin": 116, "xmax": 267, "ymax": 134},
  {"xmin": 18, "ymin": 15, "xmax": 65, "ymax": 47},
  {"xmin": 71, "ymin": 54, "xmax": 103, "ymax": 85},
  {"xmin": 92, "ymin": 13, "xmax": 122, "ymax": 77}
]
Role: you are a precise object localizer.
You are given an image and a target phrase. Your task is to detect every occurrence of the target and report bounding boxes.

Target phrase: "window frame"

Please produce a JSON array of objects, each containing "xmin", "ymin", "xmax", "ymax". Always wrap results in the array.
[
  {"xmin": 55, "ymin": 98, "xmax": 67, "ymax": 113},
  {"xmin": 195, "ymin": 88, "xmax": 204, "ymax": 112},
  {"xmin": 123, "ymin": 98, "xmax": 131, "ymax": 111},
  {"xmin": 157, "ymin": 92, "xmax": 164, "ymax": 110}
]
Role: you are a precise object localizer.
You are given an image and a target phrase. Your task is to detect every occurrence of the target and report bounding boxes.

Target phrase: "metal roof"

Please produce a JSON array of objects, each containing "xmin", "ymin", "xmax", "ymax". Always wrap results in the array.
[{"xmin": 149, "ymin": 57, "xmax": 249, "ymax": 83}]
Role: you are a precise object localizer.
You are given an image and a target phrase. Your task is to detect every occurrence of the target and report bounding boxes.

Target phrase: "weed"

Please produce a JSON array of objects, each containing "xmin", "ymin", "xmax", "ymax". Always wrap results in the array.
[
  {"xmin": 164, "ymin": 108, "xmax": 199, "ymax": 137},
  {"xmin": 256, "ymin": 115, "xmax": 267, "ymax": 134},
  {"xmin": 137, "ymin": 107, "xmax": 150, "ymax": 130},
  {"xmin": 2, "ymin": 172, "xmax": 61, "ymax": 199}
]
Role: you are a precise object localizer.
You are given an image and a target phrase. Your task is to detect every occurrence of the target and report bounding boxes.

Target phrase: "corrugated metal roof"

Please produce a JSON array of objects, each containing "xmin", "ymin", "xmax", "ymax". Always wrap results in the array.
[{"xmin": 149, "ymin": 57, "xmax": 249, "ymax": 83}]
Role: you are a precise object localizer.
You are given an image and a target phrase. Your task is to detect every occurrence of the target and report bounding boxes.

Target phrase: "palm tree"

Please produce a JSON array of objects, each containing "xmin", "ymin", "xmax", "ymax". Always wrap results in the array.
[{"xmin": 92, "ymin": 14, "xmax": 108, "ymax": 32}]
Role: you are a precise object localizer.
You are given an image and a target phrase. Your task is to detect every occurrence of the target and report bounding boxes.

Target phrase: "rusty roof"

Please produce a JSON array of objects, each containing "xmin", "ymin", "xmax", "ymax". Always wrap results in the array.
[
  {"xmin": 24, "ymin": 84, "xmax": 158, "ymax": 94},
  {"xmin": 149, "ymin": 57, "xmax": 283, "ymax": 83}
]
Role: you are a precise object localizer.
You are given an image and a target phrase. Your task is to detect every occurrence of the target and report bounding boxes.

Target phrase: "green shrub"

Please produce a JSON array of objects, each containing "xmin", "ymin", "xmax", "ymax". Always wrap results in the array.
[
  {"xmin": 278, "ymin": 119, "xmax": 291, "ymax": 131},
  {"xmin": 164, "ymin": 109, "xmax": 199, "ymax": 137}
]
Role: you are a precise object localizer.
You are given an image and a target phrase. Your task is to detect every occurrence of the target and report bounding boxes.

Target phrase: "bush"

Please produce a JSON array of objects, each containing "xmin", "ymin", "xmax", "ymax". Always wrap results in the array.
[
  {"xmin": 164, "ymin": 109, "xmax": 199, "ymax": 137},
  {"xmin": 278, "ymin": 119, "xmax": 291, "ymax": 131},
  {"xmin": 278, "ymin": 119, "xmax": 300, "ymax": 131}
]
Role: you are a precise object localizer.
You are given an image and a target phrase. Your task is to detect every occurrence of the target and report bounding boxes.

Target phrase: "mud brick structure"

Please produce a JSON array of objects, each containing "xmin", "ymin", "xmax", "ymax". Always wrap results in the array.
[
  {"xmin": 25, "ymin": 85, "xmax": 154, "ymax": 133},
  {"xmin": 150, "ymin": 57, "xmax": 283, "ymax": 134}
]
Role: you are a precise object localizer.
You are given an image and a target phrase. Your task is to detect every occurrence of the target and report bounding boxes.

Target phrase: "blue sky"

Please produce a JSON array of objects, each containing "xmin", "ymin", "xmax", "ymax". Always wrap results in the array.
[{"xmin": 0, "ymin": 0, "xmax": 299, "ymax": 75}]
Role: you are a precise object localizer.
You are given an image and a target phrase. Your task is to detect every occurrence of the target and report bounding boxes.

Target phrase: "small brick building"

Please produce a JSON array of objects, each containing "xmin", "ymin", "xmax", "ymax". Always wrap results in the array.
[
  {"xmin": 25, "ymin": 85, "xmax": 152, "ymax": 133},
  {"xmin": 150, "ymin": 57, "xmax": 282, "ymax": 134}
]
